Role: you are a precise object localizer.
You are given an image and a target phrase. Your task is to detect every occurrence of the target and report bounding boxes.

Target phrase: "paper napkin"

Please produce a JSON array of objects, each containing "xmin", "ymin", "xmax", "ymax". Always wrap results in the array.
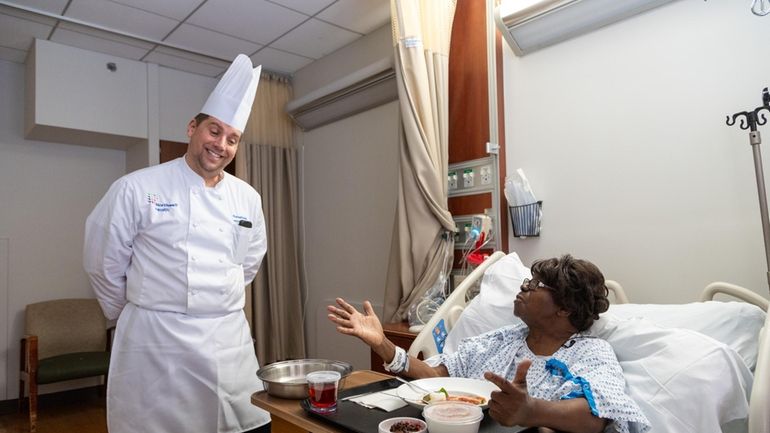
[{"xmin": 349, "ymin": 390, "xmax": 408, "ymax": 412}]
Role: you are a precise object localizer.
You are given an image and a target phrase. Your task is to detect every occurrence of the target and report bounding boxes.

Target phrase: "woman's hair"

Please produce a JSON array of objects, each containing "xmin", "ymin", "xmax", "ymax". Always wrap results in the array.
[{"xmin": 530, "ymin": 254, "xmax": 610, "ymax": 331}]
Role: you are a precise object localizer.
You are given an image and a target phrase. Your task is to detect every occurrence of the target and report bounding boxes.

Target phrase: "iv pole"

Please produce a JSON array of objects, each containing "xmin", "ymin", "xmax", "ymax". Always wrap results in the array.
[{"xmin": 727, "ymin": 87, "xmax": 770, "ymax": 293}]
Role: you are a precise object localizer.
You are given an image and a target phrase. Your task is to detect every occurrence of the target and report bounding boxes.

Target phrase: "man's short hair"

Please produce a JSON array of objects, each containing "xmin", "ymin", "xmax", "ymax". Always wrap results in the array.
[{"xmin": 194, "ymin": 113, "xmax": 210, "ymax": 125}]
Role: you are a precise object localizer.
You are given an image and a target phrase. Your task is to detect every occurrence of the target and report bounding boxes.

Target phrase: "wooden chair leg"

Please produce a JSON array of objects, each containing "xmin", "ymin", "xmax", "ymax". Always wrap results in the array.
[
  {"xmin": 19, "ymin": 336, "xmax": 27, "ymax": 412},
  {"xmin": 29, "ymin": 379, "xmax": 37, "ymax": 433},
  {"xmin": 98, "ymin": 374, "xmax": 107, "ymax": 397},
  {"xmin": 18, "ymin": 378, "xmax": 25, "ymax": 411}
]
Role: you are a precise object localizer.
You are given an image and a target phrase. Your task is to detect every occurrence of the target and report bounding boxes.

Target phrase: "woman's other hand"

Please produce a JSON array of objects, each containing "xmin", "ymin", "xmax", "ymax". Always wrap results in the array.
[
  {"xmin": 327, "ymin": 297, "xmax": 385, "ymax": 348},
  {"xmin": 484, "ymin": 359, "xmax": 534, "ymax": 427}
]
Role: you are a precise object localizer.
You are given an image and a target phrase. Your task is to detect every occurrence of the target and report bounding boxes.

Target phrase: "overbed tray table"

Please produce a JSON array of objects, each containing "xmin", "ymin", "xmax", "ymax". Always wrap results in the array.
[{"xmin": 251, "ymin": 370, "xmax": 526, "ymax": 433}]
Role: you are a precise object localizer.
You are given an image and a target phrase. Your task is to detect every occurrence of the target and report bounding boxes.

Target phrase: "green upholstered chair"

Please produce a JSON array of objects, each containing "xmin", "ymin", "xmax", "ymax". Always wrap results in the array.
[{"xmin": 19, "ymin": 298, "xmax": 112, "ymax": 433}]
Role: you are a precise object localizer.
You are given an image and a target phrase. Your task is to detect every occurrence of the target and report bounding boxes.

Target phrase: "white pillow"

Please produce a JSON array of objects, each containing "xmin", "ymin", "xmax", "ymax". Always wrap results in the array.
[
  {"xmin": 587, "ymin": 314, "xmax": 753, "ymax": 433},
  {"xmin": 608, "ymin": 302, "xmax": 765, "ymax": 371},
  {"xmin": 443, "ymin": 252, "xmax": 525, "ymax": 353}
]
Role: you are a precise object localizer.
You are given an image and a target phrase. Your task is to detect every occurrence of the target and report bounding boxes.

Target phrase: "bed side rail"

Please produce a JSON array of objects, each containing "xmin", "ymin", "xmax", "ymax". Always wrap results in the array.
[
  {"xmin": 407, "ymin": 251, "xmax": 506, "ymax": 359},
  {"xmin": 700, "ymin": 282, "xmax": 769, "ymax": 311},
  {"xmin": 701, "ymin": 282, "xmax": 769, "ymax": 433},
  {"xmin": 606, "ymin": 280, "xmax": 629, "ymax": 304},
  {"xmin": 750, "ymin": 303, "xmax": 770, "ymax": 433}
]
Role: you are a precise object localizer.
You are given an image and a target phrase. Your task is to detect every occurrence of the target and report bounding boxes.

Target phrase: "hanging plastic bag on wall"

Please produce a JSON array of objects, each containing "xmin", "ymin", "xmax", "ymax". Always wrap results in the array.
[
  {"xmin": 505, "ymin": 169, "xmax": 542, "ymax": 237},
  {"xmin": 504, "ymin": 168, "xmax": 537, "ymax": 206}
]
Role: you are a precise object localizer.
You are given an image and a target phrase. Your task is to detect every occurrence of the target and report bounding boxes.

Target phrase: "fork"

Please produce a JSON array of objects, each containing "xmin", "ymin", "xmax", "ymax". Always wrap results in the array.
[{"xmin": 395, "ymin": 376, "xmax": 432, "ymax": 395}]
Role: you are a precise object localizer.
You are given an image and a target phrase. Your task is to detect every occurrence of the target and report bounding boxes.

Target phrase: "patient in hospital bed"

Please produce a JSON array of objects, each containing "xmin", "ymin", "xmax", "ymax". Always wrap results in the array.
[{"xmin": 328, "ymin": 254, "xmax": 651, "ymax": 433}]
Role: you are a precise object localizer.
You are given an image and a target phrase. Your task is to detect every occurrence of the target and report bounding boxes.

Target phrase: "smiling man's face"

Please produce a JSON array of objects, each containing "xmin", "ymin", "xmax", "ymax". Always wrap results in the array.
[{"xmin": 185, "ymin": 115, "xmax": 241, "ymax": 183}]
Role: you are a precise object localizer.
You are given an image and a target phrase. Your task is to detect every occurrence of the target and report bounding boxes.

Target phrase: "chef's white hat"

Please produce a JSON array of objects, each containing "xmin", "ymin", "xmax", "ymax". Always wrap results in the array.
[{"xmin": 200, "ymin": 54, "xmax": 262, "ymax": 132}]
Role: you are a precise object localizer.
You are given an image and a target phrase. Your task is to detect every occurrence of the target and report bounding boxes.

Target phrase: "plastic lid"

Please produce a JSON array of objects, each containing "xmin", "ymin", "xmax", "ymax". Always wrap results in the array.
[
  {"xmin": 423, "ymin": 401, "xmax": 484, "ymax": 424},
  {"xmin": 305, "ymin": 370, "xmax": 341, "ymax": 383}
]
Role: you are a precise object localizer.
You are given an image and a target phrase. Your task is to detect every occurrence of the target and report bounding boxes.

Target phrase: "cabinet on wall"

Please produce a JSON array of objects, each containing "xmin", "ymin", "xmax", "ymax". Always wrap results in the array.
[{"xmin": 25, "ymin": 38, "xmax": 148, "ymax": 149}]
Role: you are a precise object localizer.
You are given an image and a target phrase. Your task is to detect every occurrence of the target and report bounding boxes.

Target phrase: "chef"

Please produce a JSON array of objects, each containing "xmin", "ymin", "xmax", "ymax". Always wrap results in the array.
[{"xmin": 84, "ymin": 54, "xmax": 271, "ymax": 433}]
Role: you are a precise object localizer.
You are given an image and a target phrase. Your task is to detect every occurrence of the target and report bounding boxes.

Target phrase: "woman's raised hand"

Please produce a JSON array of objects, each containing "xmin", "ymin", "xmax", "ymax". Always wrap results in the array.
[
  {"xmin": 327, "ymin": 297, "xmax": 385, "ymax": 348},
  {"xmin": 484, "ymin": 359, "xmax": 534, "ymax": 427}
]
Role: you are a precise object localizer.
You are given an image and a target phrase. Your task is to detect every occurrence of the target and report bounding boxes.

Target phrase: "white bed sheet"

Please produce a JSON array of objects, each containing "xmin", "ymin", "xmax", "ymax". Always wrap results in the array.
[{"xmin": 588, "ymin": 313, "xmax": 753, "ymax": 433}]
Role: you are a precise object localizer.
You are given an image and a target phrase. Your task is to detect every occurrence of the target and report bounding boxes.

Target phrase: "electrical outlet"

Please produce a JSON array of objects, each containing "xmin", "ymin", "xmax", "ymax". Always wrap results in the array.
[
  {"xmin": 448, "ymin": 171, "xmax": 458, "ymax": 190},
  {"xmin": 463, "ymin": 168, "xmax": 474, "ymax": 188},
  {"xmin": 480, "ymin": 165, "xmax": 492, "ymax": 185}
]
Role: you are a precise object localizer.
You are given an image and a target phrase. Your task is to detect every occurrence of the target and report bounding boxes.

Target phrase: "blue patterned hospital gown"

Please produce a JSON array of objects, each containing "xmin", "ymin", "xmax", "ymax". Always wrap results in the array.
[{"xmin": 438, "ymin": 324, "xmax": 650, "ymax": 433}]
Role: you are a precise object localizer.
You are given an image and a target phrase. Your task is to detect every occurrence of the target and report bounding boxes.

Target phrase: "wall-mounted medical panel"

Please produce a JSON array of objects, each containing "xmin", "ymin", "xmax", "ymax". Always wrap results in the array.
[
  {"xmin": 25, "ymin": 39, "xmax": 148, "ymax": 149},
  {"xmin": 452, "ymin": 212, "xmax": 497, "ymax": 250},
  {"xmin": 448, "ymin": 157, "xmax": 497, "ymax": 197}
]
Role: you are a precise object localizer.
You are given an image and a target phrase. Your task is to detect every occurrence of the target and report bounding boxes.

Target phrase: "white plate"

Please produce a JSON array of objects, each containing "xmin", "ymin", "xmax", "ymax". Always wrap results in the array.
[{"xmin": 395, "ymin": 377, "xmax": 499, "ymax": 409}]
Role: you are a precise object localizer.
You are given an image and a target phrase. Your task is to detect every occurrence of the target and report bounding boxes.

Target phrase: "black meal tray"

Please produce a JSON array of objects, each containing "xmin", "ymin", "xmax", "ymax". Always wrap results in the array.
[{"xmin": 300, "ymin": 378, "xmax": 527, "ymax": 433}]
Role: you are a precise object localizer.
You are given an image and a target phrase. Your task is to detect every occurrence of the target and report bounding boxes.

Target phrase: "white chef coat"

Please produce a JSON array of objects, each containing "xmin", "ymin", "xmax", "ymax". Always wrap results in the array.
[{"xmin": 84, "ymin": 156, "xmax": 270, "ymax": 433}]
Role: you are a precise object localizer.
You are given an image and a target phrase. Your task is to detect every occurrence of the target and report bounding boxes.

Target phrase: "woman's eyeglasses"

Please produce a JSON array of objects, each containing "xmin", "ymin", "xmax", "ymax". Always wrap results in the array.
[{"xmin": 521, "ymin": 278, "xmax": 553, "ymax": 292}]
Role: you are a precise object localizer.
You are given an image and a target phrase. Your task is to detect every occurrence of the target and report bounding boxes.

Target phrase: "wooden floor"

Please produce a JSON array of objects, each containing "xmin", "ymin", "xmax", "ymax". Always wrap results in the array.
[{"xmin": 0, "ymin": 389, "xmax": 106, "ymax": 433}]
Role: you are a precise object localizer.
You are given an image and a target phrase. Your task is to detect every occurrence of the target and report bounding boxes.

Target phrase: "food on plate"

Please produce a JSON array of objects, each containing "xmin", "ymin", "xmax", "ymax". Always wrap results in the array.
[
  {"xmin": 421, "ymin": 387, "xmax": 487, "ymax": 405},
  {"xmin": 389, "ymin": 420, "xmax": 425, "ymax": 432}
]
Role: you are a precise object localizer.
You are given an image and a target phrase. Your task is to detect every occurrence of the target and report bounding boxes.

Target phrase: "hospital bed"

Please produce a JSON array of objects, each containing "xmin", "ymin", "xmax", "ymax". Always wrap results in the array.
[{"xmin": 408, "ymin": 251, "xmax": 769, "ymax": 433}]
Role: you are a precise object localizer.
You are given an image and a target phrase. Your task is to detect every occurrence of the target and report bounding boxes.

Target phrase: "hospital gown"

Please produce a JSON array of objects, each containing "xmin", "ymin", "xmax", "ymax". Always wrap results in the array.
[{"xmin": 438, "ymin": 324, "xmax": 650, "ymax": 433}]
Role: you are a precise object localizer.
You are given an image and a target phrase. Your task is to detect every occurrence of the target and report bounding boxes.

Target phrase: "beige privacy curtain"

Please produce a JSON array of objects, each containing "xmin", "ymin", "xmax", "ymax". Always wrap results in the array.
[
  {"xmin": 383, "ymin": 0, "xmax": 457, "ymax": 322},
  {"xmin": 237, "ymin": 73, "xmax": 306, "ymax": 363}
]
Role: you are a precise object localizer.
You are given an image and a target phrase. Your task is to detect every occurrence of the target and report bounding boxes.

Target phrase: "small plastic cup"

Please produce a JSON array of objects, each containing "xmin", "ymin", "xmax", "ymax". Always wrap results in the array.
[
  {"xmin": 305, "ymin": 370, "xmax": 342, "ymax": 414},
  {"xmin": 422, "ymin": 400, "xmax": 484, "ymax": 433},
  {"xmin": 378, "ymin": 417, "xmax": 427, "ymax": 433}
]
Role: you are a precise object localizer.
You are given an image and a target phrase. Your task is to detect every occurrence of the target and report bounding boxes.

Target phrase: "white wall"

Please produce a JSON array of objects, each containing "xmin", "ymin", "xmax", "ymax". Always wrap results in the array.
[
  {"xmin": 293, "ymin": 22, "xmax": 398, "ymax": 369},
  {"xmin": 503, "ymin": 0, "xmax": 770, "ymax": 303},
  {"xmin": 0, "ymin": 59, "xmax": 126, "ymax": 399},
  {"xmin": 159, "ymin": 66, "xmax": 217, "ymax": 143},
  {"xmin": 300, "ymin": 101, "xmax": 399, "ymax": 370}
]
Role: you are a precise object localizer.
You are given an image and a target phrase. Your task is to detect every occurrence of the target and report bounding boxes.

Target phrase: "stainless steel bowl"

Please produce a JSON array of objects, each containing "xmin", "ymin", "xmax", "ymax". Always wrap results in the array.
[{"xmin": 256, "ymin": 359, "xmax": 353, "ymax": 399}]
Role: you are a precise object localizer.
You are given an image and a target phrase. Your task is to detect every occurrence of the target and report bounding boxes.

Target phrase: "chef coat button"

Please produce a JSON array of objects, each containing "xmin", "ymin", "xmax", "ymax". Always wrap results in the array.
[
  {"xmin": 192, "ymin": 223, "xmax": 198, "ymax": 228},
  {"xmin": 218, "ymin": 258, "xmax": 224, "ymax": 263},
  {"xmin": 191, "ymin": 256, "xmax": 197, "ymax": 261},
  {"xmin": 192, "ymin": 190, "xmax": 198, "ymax": 195},
  {"xmin": 218, "ymin": 227, "xmax": 224, "ymax": 232}
]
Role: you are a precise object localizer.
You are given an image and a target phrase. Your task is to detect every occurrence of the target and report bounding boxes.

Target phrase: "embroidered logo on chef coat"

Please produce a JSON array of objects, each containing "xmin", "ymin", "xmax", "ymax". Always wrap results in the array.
[
  {"xmin": 146, "ymin": 193, "xmax": 159, "ymax": 204},
  {"xmin": 147, "ymin": 193, "xmax": 178, "ymax": 213}
]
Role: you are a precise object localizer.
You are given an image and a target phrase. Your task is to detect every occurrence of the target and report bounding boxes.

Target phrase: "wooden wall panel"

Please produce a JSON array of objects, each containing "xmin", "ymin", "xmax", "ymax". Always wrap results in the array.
[
  {"xmin": 449, "ymin": 193, "xmax": 493, "ymax": 216},
  {"xmin": 448, "ymin": 0, "xmax": 489, "ymax": 164}
]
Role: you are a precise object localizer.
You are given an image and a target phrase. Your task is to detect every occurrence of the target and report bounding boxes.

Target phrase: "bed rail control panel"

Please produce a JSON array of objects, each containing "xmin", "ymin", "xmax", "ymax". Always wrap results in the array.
[{"xmin": 432, "ymin": 319, "xmax": 448, "ymax": 354}]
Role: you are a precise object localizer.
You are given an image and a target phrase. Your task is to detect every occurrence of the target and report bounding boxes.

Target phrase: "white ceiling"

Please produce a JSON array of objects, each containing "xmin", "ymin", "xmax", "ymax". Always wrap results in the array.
[{"xmin": 0, "ymin": 0, "xmax": 391, "ymax": 77}]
